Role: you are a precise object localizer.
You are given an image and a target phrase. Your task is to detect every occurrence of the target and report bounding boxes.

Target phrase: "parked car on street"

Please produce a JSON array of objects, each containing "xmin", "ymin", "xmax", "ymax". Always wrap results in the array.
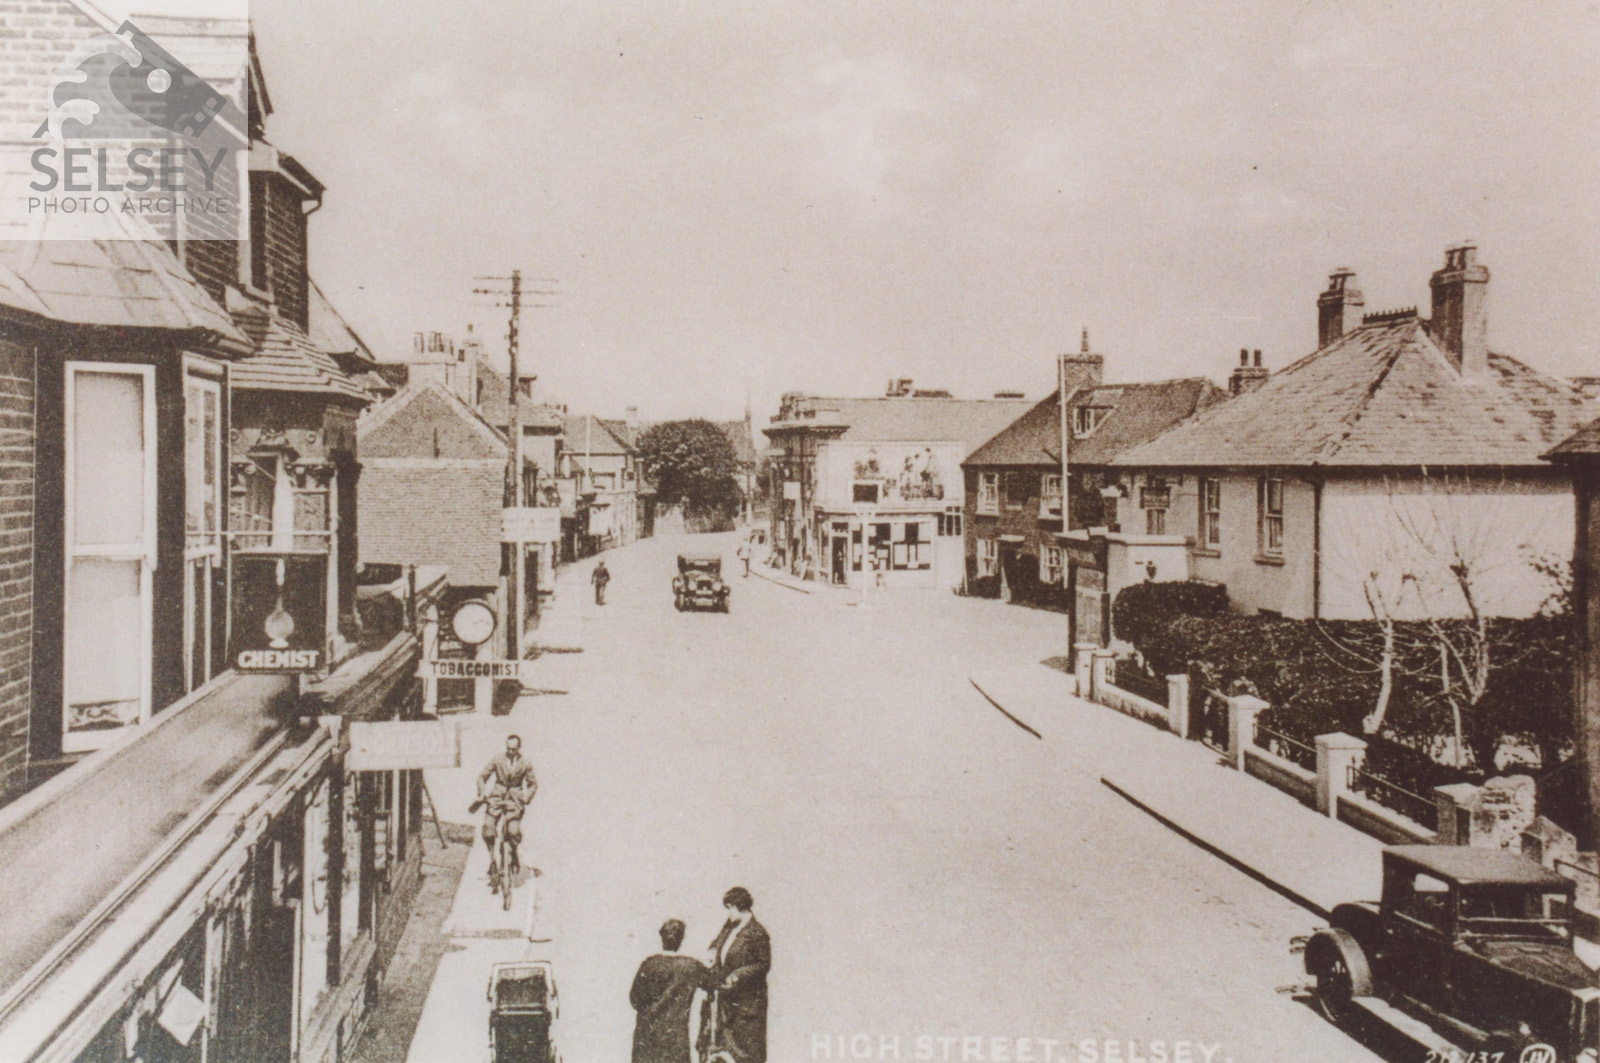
[
  {"xmin": 673, "ymin": 555, "xmax": 730, "ymax": 612},
  {"xmin": 1304, "ymin": 845, "xmax": 1600, "ymax": 1062}
]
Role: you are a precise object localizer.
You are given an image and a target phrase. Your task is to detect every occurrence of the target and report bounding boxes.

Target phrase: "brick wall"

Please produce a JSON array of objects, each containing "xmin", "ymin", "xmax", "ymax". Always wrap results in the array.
[
  {"xmin": 249, "ymin": 172, "xmax": 309, "ymax": 331},
  {"xmin": 0, "ymin": 1, "xmax": 106, "ymax": 139},
  {"xmin": 184, "ymin": 238, "xmax": 239, "ymax": 309},
  {"xmin": 0, "ymin": 340, "xmax": 34, "ymax": 803}
]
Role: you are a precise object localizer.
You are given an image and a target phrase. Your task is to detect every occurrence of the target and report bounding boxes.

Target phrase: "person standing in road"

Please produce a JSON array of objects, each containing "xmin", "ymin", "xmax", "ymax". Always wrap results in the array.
[
  {"xmin": 592, "ymin": 559, "xmax": 611, "ymax": 605},
  {"xmin": 629, "ymin": 919, "xmax": 709, "ymax": 1063},
  {"xmin": 736, "ymin": 539, "xmax": 751, "ymax": 578},
  {"xmin": 698, "ymin": 887, "xmax": 770, "ymax": 1063}
]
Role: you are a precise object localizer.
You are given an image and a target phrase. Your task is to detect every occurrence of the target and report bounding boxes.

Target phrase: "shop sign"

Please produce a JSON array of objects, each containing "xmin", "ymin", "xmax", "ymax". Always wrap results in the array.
[
  {"xmin": 229, "ymin": 553, "xmax": 328, "ymax": 673},
  {"xmin": 501, "ymin": 506, "xmax": 561, "ymax": 543},
  {"xmin": 347, "ymin": 720, "xmax": 462, "ymax": 771},
  {"xmin": 418, "ymin": 658, "xmax": 537, "ymax": 682}
]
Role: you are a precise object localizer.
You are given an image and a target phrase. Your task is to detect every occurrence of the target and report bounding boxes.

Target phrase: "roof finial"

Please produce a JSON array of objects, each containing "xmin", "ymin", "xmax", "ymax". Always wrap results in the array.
[{"xmin": 1080, "ymin": 327, "xmax": 1090, "ymax": 354}]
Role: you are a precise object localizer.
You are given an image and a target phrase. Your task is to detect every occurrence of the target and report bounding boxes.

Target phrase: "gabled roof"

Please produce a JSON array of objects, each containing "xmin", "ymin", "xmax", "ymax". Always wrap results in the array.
[
  {"xmin": 766, "ymin": 396, "xmax": 1032, "ymax": 458},
  {"xmin": 1115, "ymin": 317, "xmax": 1595, "ymax": 468},
  {"xmin": 358, "ymin": 383, "xmax": 506, "ymax": 460},
  {"xmin": 230, "ymin": 304, "xmax": 371, "ymax": 404},
  {"xmin": 564, "ymin": 413, "xmax": 631, "ymax": 455},
  {"xmin": 307, "ymin": 279, "xmax": 374, "ymax": 366},
  {"xmin": 965, "ymin": 378, "xmax": 1226, "ymax": 468},
  {"xmin": 0, "ymin": 234, "xmax": 247, "ymax": 347},
  {"xmin": 1545, "ymin": 416, "xmax": 1600, "ymax": 461}
]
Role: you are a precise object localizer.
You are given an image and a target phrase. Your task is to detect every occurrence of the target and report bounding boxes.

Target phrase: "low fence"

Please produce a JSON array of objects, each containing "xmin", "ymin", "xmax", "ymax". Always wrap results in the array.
[{"xmin": 1077, "ymin": 648, "xmax": 1435, "ymax": 846}]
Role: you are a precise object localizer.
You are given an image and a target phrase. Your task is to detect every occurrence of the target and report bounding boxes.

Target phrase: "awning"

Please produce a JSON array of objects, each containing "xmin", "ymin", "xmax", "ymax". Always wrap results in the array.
[
  {"xmin": 0, "ymin": 673, "xmax": 293, "ymax": 994},
  {"xmin": 997, "ymin": 534, "xmax": 1027, "ymax": 544}
]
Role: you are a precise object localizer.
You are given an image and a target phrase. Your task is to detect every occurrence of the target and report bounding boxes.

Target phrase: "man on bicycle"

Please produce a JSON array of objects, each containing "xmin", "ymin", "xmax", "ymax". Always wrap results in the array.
[{"xmin": 476, "ymin": 734, "xmax": 537, "ymax": 876}]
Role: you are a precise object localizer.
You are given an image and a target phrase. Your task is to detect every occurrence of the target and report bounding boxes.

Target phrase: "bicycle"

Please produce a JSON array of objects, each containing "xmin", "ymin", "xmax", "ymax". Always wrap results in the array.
[{"xmin": 479, "ymin": 794, "xmax": 525, "ymax": 911}]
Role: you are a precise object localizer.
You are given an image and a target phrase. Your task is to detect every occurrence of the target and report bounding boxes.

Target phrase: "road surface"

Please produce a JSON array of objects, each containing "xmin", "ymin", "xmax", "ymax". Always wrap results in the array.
[{"xmin": 418, "ymin": 531, "xmax": 1381, "ymax": 1063}]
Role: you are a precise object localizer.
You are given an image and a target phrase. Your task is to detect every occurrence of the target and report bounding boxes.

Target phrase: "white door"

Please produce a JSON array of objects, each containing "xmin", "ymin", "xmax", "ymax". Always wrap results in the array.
[{"xmin": 63, "ymin": 363, "xmax": 156, "ymax": 752}]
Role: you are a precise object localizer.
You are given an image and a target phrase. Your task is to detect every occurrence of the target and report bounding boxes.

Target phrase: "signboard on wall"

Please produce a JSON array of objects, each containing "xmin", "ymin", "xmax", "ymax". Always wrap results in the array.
[
  {"xmin": 418, "ymin": 658, "xmax": 537, "ymax": 682},
  {"xmin": 783, "ymin": 481, "xmax": 801, "ymax": 501},
  {"xmin": 229, "ymin": 553, "xmax": 329, "ymax": 672},
  {"xmin": 501, "ymin": 506, "xmax": 561, "ymax": 543},
  {"xmin": 347, "ymin": 720, "xmax": 462, "ymax": 771}
]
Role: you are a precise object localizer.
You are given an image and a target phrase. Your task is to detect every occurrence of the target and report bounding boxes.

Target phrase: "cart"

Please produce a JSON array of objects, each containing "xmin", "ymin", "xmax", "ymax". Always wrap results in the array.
[{"xmin": 487, "ymin": 960, "xmax": 559, "ymax": 1063}]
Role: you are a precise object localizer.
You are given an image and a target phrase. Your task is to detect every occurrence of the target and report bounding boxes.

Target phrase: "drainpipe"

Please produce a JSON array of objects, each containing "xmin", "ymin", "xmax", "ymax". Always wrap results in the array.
[{"xmin": 1312, "ymin": 476, "xmax": 1323, "ymax": 619}]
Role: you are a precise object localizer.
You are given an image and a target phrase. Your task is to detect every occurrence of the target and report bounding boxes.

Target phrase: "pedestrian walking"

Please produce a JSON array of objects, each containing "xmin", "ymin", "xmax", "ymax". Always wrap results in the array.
[
  {"xmin": 698, "ymin": 887, "xmax": 769, "ymax": 1063},
  {"xmin": 736, "ymin": 540, "xmax": 751, "ymax": 578},
  {"xmin": 592, "ymin": 560, "xmax": 611, "ymax": 605},
  {"xmin": 629, "ymin": 919, "xmax": 709, "ymax": 1063}
]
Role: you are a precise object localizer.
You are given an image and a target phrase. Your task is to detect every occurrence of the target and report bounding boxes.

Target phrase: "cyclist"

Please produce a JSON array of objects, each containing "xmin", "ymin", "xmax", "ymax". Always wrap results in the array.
[{"xmin": 475, "ymin": 734, "xmax": 538, "ymax": 880}]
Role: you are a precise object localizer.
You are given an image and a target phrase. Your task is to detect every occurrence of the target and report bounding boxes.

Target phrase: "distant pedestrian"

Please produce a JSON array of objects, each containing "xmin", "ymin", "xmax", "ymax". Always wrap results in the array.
[
  {"xmin": 698, "ymin": 887, "xmax": 770, "ymax": 1063},
  {"xmin": 592, "ymin": 560, "xmax": 610, "ymax": 605},
  {"xmin": 736, "ymin": 540, "xmax": 751, "ymax": 577},
  {"xmin": 629, "ymin": 919, "xmax": 709, "ymax": 1063}
]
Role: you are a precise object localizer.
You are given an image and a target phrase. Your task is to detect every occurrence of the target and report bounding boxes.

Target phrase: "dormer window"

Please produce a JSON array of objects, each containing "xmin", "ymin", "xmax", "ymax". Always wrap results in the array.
[{"xmin": 1074, "ymin": 406, "xmax": 1111, "ymax": 438}]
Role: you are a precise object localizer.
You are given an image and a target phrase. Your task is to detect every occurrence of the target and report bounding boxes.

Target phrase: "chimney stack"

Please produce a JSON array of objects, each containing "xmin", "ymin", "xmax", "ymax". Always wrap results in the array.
[
  {"xmin": 1061, "ymin": 327, "xmax": 1105, "ymax": 392},
  {"xmin": 1229, "ymin": 348, "xmax": 1268, "ymax": 396},
  {"xmin": 1317, "ymin": 268, "xmax": 1364, "ymax": 348},
  {"xmin": 1429, "ymin": 242, "xmax": 1489, "ymax": 376}
]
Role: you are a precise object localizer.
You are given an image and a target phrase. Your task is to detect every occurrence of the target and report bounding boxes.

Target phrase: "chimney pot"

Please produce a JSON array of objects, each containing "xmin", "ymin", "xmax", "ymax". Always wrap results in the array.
[
  {"xmin": 1239, "ymin": 348, "xmax": 1249, "ymax": 366},
  {"xmin": 1229, "ymin": 349, "xmax": 1269, "ymax": 396},
  {"xmin": 1253, "ymin": 349, "xmax": 1262, "ymax": 367},
  {"xmin": 1429, "ymin": 242, "xmax": 1489, "ymax": 376}
]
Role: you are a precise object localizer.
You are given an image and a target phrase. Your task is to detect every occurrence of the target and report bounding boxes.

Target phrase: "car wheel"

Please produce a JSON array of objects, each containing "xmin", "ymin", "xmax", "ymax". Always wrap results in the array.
[{"xmin": 1309, "ymin": 930, "xmax": 1372, "ymax": 1026}]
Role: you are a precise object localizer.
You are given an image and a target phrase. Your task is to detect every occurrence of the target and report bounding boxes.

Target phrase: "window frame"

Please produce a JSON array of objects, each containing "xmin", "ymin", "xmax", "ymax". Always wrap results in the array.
[
  {"xmin": 1041, "ymin": 472, "xmax": 1063, "ymax": 518},
  {"xmin": 1258, "ymin": 475, "xmax": 1285, "ymax": 556},
  {"xmin": 183, "ymin": 362, "xmax": 224, "ymax": 693},
  {"xmin": 977, "ymin": 472, "xmax": 999, "ymax": 515},
  {"xmin": 1040, "ymin": 543, "xmax": 1064, "ymax": 585},
  {"xmin": 63, "ymin": 361, "xmax": 158, "ymax": 752},
  {"xmin": 977, "ymin": 537, "xmax": 999, "ymax": 577},
  {"xmin": 1198, "ymin": 476, "xmax": 1221, "ymax": 551},
  {"xmin": 1073, "ymin": 406, "xmax": 1111, "ymax": 438}
]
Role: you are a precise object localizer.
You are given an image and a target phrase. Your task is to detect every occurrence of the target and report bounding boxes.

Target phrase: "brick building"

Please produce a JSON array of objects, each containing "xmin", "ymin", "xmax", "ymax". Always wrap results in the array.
[{"xmin": 961, "ymin": 339, "xmax": 1225, "ymax": 636}]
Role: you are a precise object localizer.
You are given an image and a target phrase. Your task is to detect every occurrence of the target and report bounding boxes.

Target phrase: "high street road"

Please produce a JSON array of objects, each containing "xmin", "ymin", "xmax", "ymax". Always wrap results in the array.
[{"xmin": 412, "ymin": 531, "xmax": 1381, "ymax": 1063}]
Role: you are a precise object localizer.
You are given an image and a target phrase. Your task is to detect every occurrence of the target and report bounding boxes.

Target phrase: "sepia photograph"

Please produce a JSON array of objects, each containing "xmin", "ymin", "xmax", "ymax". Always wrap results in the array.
[{"xmin": 0, "ymin": 2, "xmax": 1596, "ymax": 1062}]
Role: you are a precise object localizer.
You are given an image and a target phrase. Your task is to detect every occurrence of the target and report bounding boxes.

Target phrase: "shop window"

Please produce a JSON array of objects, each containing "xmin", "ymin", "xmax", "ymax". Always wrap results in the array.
[
  {"xmin": 977, "ymin": 538, "xmax": 999, "ymax": 577},
  {"xmin": 978, "ymin": 472, "xmax": 999, "ymax": 515},
  {"xmin": 1258, "ymin": 476, "xmax": 1284, "ymax": 555},
  {"xmin": 1040, "ymin": 544, "xmax": 1064, "ymax": 585},
  {"xmin": 1199, "ymin": 477, "xmax": 1221, "ymax": 550},
  {"xmin": 64, "ymin": 364, "xmax": 155, "ymax": 752},
  {"xmin": 939, "ymin": 506, "xmax": 962, "ymax": 537}
]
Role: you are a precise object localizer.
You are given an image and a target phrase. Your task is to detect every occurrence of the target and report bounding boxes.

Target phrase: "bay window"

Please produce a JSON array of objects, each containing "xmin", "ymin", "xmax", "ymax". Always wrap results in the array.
[{"xmin": 64, "ymin": 363, "xmax": 156, "ymax": 751}]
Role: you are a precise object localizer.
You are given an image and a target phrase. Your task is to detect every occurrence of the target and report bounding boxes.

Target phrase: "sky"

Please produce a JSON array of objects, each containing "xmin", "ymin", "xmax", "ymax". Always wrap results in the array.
[{"xmin": 224, "ymin": 0, "xmax": 1600, "ymax": 423}]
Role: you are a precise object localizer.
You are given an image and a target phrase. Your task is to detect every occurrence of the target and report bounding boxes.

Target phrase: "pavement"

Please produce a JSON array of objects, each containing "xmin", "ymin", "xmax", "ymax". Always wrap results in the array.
[
  {"xmin": 396, "ymin": 530, "xmax": 1381, "ymax": 1063},
  {"xmin": 968, "ymin": 666, "xmax": 1386, "ymax": 917}
]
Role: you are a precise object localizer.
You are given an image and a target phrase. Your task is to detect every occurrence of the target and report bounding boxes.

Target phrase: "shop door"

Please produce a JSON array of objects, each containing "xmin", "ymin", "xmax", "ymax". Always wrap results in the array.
[{"xmin": 831, "ymin": 536, "xmax": 847, "ymax": 584}]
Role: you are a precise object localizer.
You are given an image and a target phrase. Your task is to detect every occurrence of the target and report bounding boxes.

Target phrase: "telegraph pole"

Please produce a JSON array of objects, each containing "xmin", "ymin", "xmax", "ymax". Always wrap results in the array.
[{"xmin": 507, "ymin": 269, "xmax": 523, "ymax": 659}]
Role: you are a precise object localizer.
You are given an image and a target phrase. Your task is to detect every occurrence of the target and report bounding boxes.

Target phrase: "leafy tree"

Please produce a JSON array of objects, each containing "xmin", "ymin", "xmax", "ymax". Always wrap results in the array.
[{"xmin": 636, "ymin": 419, "xmax": 744, "ymax": 525}]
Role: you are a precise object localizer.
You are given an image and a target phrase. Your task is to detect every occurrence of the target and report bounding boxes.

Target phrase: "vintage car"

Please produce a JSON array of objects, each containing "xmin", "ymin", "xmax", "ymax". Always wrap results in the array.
[
  {"xmin": 673, "ymin": 555, "xmax": 730, "ymax": 612},
  {"xmin": 1304, "ymin": 845, "xmax": 1600, "ymax": 1062},
  {"xmin": 488, "ymin": 960, "xmax": 560, "ymax": 1063}
]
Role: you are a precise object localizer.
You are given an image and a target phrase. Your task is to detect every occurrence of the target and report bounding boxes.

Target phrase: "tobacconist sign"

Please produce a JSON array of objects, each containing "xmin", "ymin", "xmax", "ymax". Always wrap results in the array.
[{"xmin": 230, "ymin": 553, "xmax": 329, "ymax": 673}]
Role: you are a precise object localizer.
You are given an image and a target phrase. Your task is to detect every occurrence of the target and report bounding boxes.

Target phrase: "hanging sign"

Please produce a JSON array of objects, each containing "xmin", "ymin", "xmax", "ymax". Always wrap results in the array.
[
  {"xmin": 502, "ymin": 506, "xmax": 562, "ymax": 543},
  {"xmin": 346, "ymin": 720, "xmax": 462, "ymax": 771},
  {"xmin": 229, "ymin": 553, "xmax": 329, "ymax": 672}
]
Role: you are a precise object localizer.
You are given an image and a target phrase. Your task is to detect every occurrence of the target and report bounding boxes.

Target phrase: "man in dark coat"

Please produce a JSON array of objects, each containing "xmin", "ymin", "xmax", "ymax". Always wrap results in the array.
[
  {"xmin": 698, "ymin": 887, "xmax": 770, "ymax": 1063},
  {"xmin": 630, "ymin": 920, "xmax": 708, "ymax": 1063}
]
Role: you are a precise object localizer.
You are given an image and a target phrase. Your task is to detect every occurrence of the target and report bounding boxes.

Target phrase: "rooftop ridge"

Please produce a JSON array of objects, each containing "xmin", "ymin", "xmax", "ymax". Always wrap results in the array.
[{"xmin": 1362, "ymin": 307, "xmax": 1418, "ymax": 324}]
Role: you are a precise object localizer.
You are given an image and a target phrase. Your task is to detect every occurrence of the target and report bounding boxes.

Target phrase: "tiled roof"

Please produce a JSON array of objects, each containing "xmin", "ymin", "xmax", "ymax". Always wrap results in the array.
[
  {"xmin": 1545, "ymin": 416, "xmax": 1600, "ymax": 460},
  {"xmin": 965, "ymin": 378, "xmax": 1226, "ymax": 468},
  {"xmin": 767, "ymin": 396, "xmax": 1032, "ymax": 458},
  {"xmin": 564, "ymin": 413, "xmax": 631, "ymax": 455},
  {"xmin": 358, "ymin": 459, "xmax": 505, "ymax": 588},
  {"xmin": 307, "ymin": 279, "xmax": 373, "ymax": 364},
  {"xmin": 0, "ymin": 233, "xmax": 246, "ymax": 344},
  {"xmin": 229, "ymin": 304, "xmax": 371, "ymax": 403},
  {"xmin": 358, "ymin": 384, "xmax": 506, "ymax": 460},
  {"xmin": 1114, "ymin": 317, "xmax": 1596, "ymax": 468}
]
